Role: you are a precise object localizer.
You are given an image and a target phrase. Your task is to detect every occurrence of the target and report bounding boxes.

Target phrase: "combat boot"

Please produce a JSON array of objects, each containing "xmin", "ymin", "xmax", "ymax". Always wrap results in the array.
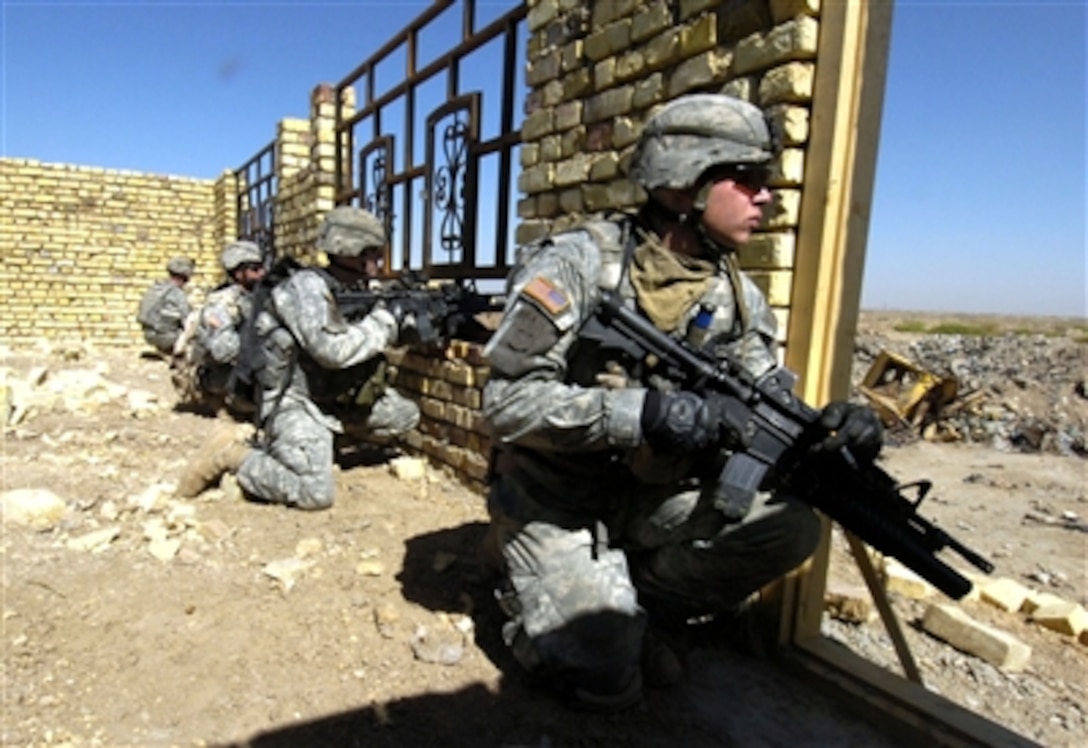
[{"xmin": 175, "ymin": 422, "xmax": 254, "ymax": 498}]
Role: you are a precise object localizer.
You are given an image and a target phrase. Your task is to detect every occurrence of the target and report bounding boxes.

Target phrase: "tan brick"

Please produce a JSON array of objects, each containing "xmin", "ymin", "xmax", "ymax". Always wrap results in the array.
[
  {"xmin": 734, "ymin": 17, "xmax": 819, "ymax": 75},
  {"xmin": 740, "ymin": 231, "xmax": 795, "ymax": 268},
  {"xmin": 979, "ymin": 577, "xmax": 1031, "ymax": 613},
  {"xmin": 667, "ymin": 51, "xmax": 732, "ymax": 97},
  {"xmin": 763, "ymin": 190, "xmax": 802, "ymax": 229},
  {"xmin": 746, "ymin": 269, "xmax": 793, "ymax": 307},
  {"xmin": 759, "ymin": 62, "xmax": 815, "ymax": 104},
  {"xmin": 770, "ymin": 0, "xmax": 820, "ymax": 24},
  {"xmin": 922, "ymin": 603, "xmax": 1032, "ymax": 672},
  {"xmin": 1021, "ymin": 589, "xmax": 1067, "ymax": 614},
  {"xmin": 1030, "ymin": 601, "xmax": 1088, "ymax": 637},
  {"xmin": 883, "ymin": 558, "xmax": 935, "ymax": 599},
  {"xmin": 632, "ymin": 2, "xmax": 671, "ymax": 42}
]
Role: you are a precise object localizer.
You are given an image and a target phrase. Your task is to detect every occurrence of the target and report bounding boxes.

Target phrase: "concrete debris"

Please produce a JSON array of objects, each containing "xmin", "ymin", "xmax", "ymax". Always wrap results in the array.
[{"xmin": 853, "ymin": 332, "xmax": 1087, "ymax": 456}]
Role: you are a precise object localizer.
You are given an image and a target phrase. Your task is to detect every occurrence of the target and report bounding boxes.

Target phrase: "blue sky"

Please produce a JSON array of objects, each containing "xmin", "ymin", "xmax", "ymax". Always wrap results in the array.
[{"xmin": 2, "ymin": 0, "xmax": 1085, "ymax": 317}]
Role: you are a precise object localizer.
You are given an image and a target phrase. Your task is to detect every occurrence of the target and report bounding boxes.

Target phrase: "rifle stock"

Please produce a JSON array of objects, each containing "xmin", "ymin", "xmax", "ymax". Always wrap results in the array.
[{"xmin": 594, "ymin": 290, "xmax": 994, "ymax": 600}]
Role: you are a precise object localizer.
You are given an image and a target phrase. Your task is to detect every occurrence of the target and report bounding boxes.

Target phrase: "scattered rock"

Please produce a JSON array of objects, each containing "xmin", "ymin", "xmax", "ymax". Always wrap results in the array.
[
  {"xmin": 1, "ymin": 488, "xmax": 68, "ymax": 530},
  {"xmin": 825, "ymin": 581, "xmax": 876, "ymax": 624},
  {"xmin": 261, "ymin": 557, "xmax": 315, "ymax": 592},
  {"xmin": 66, "ymin": 526, "xmax": 121, "ymax": 552},
  {"xmin": 389, "ymin": 456, "xmax": 426, "ymax": 481}
]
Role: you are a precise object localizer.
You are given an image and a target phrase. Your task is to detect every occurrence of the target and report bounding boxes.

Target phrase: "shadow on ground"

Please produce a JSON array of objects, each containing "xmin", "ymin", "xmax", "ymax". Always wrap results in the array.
[{"xmin": 219, "ymin": 523, "xmax": 920, "ymax": 748}]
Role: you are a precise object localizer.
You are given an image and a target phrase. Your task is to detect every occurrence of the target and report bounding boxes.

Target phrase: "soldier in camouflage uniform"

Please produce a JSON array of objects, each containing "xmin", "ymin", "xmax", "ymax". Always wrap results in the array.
[
  {"xmin": 482, "ymin": 94, "xmax": 884, "ymax": 711},
  {"xmin": 175, "ymin": 207, "xmax": 424, "ymax": 509},
  {"xmin": 137, "ymin": 256, "xmax": 194, "ymax": 355},
  {"xmin": 171, "ymin": 240, "xmax": 266, "ymax": 412}
]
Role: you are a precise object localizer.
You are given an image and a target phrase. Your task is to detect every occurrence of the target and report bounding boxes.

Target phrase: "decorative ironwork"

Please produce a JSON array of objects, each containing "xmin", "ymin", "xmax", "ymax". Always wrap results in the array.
[
  {"xmin": 426, "ymin": 96, "xmax": 479, "ymax": 269},
  {"xmin": 359, "ymin": 135, "xmax": 394, "ymax": 241},
  {"xmin": 234, "ymin": 139, "xmax": 276, "ymax": 253},
  {"xmin": 331, "ymin": 0, "xmax": 527, "ymax": 282}
]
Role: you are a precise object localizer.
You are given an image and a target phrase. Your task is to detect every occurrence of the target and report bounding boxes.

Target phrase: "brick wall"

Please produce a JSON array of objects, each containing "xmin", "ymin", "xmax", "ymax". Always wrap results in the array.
[
  {"xmin": 0, "ymin": 0, "xmax": 875, "ymax": 492},
  {"xmin": 518, "ymin": 0, "xmax": 823, "ymax": 343},
  {"xmin": 0, "ymin": 160, "xmax": 237, "ymax": 346}
]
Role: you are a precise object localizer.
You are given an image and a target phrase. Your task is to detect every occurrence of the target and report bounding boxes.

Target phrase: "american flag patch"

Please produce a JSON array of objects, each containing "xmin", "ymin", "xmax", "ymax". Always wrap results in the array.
[{"xmin": 521, "ymin": 276, "xmax": 570, "ymax": 315}]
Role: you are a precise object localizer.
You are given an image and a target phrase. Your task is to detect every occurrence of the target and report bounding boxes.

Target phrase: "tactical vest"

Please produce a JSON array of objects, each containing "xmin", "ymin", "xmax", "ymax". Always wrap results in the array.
[{"xmin": 234, "ymin": 259, "xmax": 390, "ymax": 419}]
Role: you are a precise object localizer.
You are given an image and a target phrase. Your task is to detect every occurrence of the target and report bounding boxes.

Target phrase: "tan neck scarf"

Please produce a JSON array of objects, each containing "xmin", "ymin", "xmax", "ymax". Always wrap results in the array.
[{"xmin": 628, "ymin": 231, "xmax": 716, "ymax": 332}]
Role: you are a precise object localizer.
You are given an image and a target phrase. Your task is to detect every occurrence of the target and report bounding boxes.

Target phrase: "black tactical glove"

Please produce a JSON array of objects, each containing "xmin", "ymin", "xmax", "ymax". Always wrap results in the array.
[
  {"xmin": 813, "ymin": 401, "xmax": 884, "ymax": 464},
  {"xmin": 640, "ymin": 390, "xmax": 723, "ymax": 453},
  {"xmin": 388, "ymin": 298, "xmax": 440, "ymax": 347}
]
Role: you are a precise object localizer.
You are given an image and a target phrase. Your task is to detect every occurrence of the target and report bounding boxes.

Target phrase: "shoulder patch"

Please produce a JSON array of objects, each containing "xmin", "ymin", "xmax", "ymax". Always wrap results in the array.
[{"xmin": 521, "ymin": 276, "xmax": 570, "ymax": 316}]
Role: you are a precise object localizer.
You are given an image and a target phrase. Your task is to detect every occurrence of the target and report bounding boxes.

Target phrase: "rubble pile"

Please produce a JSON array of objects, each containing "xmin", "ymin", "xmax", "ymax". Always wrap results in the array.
[{"xmin": 852, "ymin": 331, "xmax": 1087, "ymax": 457}]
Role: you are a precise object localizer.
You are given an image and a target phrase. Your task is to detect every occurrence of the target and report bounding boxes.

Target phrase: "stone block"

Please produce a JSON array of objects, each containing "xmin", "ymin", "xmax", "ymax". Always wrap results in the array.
[
  {"xmin": 771, "ymin": 0, "xmax": 820, "ymax": 23},
  {"xmin": 632, "ymin": 2, "xmax": 671, "ymax": 43},
  {"xmin": 979, "ymin": 577, "xmax": 1031, "ymax": 613},
  {"xmin": 667, "ymin": 51, "xmax": 732, "ymax": 97},
  {"xmin": 883, "ymin": 558, "xmax": 935, "ymax": 599},
  {"xmin": 733, "ymin": 17, "xmax": 818, "ymax": 75},
  {"xmin": 1021, "ymin": 589, "xmax": 1066, "ymax": 614},
  {"xmin": 759, "ymin": 62, "xmax": 815, "ymax": 104},
  {"xmin": 1030, "ymin": 601, "xmax": 1088, "ymax": 637},
  {"xmin": 921, "ymin": 603, "xmax": 1032, "ymax": 672}
]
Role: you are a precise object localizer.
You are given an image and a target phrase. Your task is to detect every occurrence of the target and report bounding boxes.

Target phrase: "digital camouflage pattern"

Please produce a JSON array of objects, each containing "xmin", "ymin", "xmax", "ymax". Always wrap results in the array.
[
  {"xmin": 137, "ymin": 280, "xmax": 192, "ymax": 354},
  {"xmin": 171, "ymin": 283, "xmax": 252, "ymax": 409},
  {"xmin": 315, "ymin": 206, "xmax": 386, "ymax": 257},
  {"xmin": 482, "ymin": 215, "xmax": 820, "ymax": 703},
  {"xmin": 235, "ymin": 267, "xmax": 419, "ymax": 510},
  {"xmin": 166, "ymin": 256, "xmax": 195, "ymax": 278},
  {"xmin": 627, "ymin": 94, "xmax": 776, "ymax": 192}
]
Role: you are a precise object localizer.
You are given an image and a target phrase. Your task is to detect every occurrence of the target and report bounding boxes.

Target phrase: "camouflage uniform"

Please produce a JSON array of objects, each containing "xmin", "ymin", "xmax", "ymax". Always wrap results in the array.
[
  {"xmin": 482, "ymin": 94, "xmax": 825, "ymax": 707},
  {"xmin": 236, "ymin": 211, "xmax": 420, "ymax": 510},
  {"xmin": 137, "ymin": 257, "xmax": 194, "ymax": 354},
  {"xmin": 173, "ymin": 243, "xmax": 262, "ymax": 410}
]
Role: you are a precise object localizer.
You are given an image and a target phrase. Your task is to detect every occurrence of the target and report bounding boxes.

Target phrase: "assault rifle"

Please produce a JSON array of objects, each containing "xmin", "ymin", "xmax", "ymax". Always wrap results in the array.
[
  {"xmin": 588, "ymin": 290, "xmax": 994, "ymax": 600},
  {"xmin": 335, "ymin": 271, "xmax": 504, "ymax": 348}
]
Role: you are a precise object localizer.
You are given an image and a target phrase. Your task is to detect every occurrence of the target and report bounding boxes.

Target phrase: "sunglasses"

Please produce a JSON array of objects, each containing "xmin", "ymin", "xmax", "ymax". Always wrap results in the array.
[{"xmin": 707, "ymin": 164, "xmax": 772, "ymax": 192}]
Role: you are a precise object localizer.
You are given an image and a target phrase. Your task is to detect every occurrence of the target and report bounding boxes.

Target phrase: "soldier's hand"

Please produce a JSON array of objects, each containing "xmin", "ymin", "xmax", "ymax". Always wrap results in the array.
[
  {"xmin": 389, "ymin": 299, "xmax": 440, "ymax": 347},
  {"xmin": 813, "ymin": 401, "xmax": 884, "ymax": 464},
  {"xmin": 640, "ymin": 390, "xmax": 723, "ymax": 453}
]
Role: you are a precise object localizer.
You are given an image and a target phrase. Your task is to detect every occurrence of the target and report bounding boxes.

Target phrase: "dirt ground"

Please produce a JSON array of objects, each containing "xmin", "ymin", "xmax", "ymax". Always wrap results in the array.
[{"xmin": 1, "ymin": 314, "xmax": 1085, "ymax": 747}]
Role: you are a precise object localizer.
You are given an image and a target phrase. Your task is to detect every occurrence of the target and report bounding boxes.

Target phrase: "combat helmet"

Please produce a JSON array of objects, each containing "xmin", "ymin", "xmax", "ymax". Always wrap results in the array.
[
  {"xmin": 316, "ymin": 206, "xmax": 386, "ymax": 257},
  {"xmin": 627, "ymin": 94, "xmax": 777, "ymax": 192},
  {"xmin": 166, "ymin": 256, "xmax": 195, "ymax": 278},
  {"xmin": 220, "ymin": 240, "xmax": 263, "ymax": 272}
]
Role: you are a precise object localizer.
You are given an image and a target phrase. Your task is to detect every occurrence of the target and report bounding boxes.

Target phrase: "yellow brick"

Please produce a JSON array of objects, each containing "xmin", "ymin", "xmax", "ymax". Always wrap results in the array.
[
  {"xmin": 979, "ymin": 577, "xmax": 1030, "ymax": 613},
  {"xmin": 922, "ymin": 603, "xmax": 1031, "ymax": 672},
  {"xmin": 1030, "ymin": 601, "xmax": 1088, "ymax": 637}
]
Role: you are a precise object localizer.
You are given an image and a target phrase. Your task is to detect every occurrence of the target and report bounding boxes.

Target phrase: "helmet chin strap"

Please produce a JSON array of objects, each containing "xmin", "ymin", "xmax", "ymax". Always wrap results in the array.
[
  {"xmin": 689, "ymin": 180, "xmax": 732, "ymax": 260},
  {"xmin": 645, "ymin": 178, "xmax": 735, "ymax": 260}
]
